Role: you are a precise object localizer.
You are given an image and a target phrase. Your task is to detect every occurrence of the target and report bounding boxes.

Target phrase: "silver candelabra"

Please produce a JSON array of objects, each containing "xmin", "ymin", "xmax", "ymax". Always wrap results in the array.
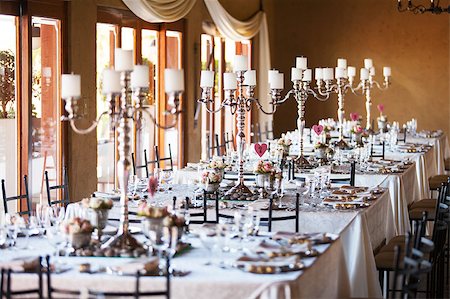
[
  {"xmin": 198, "ymin": 67, "xmax": 282, "ymax": 200},
  {"xmin": 62, "ymin": 65, "xmax": 183, "ymax": 251}
]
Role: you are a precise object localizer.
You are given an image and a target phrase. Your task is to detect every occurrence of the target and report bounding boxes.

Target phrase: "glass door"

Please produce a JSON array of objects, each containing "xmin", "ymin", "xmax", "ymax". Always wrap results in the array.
[
  {"xmin": 0, "ymin": 14, "xmax": 18, "ymax": 213},
  {"xmin": 30, "ymin": 16, "xmax": 62, "ymax": 205}
]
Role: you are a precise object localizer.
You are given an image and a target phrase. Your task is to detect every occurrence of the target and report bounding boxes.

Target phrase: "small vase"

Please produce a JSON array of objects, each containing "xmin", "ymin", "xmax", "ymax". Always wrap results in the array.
[
  {"xmin": 204, "ymin": 183, "xmax": 220, "ymax": 192},
  {"xmin": 315, "ymin": 148, "xmax": 327, "ymax": 159},
  {"xmin": 91, "ymin": 209, "xmax": 109, "ymax": 230},
  {"xmin": 255, "ymin": 173, "xmax": 270, "ymax": 188},
  {"xmin": 70, "ymin": 232, "xmax": 92, "ymax": 249},
  {"xmin": 354, "ymin": 133, "xmax": 364, "ymax": 147},
  {"xmin": 378, "ymin": 120, "xmax": 387, "ymax": 133}
]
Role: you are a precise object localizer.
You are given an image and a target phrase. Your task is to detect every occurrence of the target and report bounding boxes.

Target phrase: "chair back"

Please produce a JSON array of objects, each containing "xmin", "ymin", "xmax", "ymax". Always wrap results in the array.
[
  {"xmin": 224, "ymin": 132, "xmax": 235, "ymax": 154},
  {"xmin": 370, "ymin": 141, "xmax": 385, "ymax": 159},
  {"xmin": 1, "ymin": 257, "xmax": 43, "ymax": 299},
  {"xmin": 264, "ymin": 193, "xmax": 300, "ymax": 233},
  {"xmin": 329, "ymin": 161, "xmax": 356, "ymax": 187},
  {"xmin": 45, "ymin": 166, "xmax": 70, "ymax": 207},
  {"xmin": 132, "ymin": 149, "xmax": 159, "ymax": 178},
  {"xmin": 155, "ymin": 144, "xmax": 174, "ymax": 171},
  {"xmin": 2, "ymin": 176, "xmax": 31, "ymax": 216}
]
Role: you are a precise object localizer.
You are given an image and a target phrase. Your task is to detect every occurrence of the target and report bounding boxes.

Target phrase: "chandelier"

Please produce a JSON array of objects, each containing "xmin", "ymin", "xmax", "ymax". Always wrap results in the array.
[{"xmin": 397, "ymin": 0, "xmax": 450, "ymax": 14}]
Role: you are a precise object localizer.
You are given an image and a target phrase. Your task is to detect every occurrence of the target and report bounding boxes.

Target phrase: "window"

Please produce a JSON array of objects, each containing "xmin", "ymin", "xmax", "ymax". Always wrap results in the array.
[
  {"xmin": 0, "ymin": 14, "xmax": 18, "ymax": 213},
  {"xmin": 0, "ymin": 1, "xmax": 66, "ymax": 213},
  {"xmin": 30, "ymin": 16, "xmax": 63, "ymax": 204},
  {"xmin": 96, "ymin": 10, "xmax": 184, "ymax": 189},
  {"xmin": 200, "ymin": 34, "xmax": 252, "ymax": 159}
]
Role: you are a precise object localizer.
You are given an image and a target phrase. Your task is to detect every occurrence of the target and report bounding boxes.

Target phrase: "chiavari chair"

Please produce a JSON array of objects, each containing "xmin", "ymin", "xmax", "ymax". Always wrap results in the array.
[
  {"xmin": 131, "ymin": 149, "xmax": 159, "ymax": 178},
  {"xmin": 2, "ymin": 175, "xmax": 31, "ymax": 217},
  {"xmin": 45, "ymin": 166, "xmax": 70, "ymax": 207},
  {"xmin": 1, "ymin": 257, "xmax": 43, "ymax": 299},
  {"xmin": 155, "ymin": 144, "xmax": 174, "ymax": 171}
]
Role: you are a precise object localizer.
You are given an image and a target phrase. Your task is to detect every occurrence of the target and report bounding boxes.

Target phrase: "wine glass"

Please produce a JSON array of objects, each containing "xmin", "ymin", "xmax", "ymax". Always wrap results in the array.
[
  {"xmin": 36, "ymin": 204, "xmax": 50, "ymax": 232},
  {"xmin": 199, "ymin": 224, "xmax": 217, "ymax": 265},
  {"xmin": 0, "ymin": 226, "xmax": 7, "ymax": 248},
  {"xmin": 5, "ymin": 213, "xmax": 19, "ymax": 248},
  {"xmin": 50, "ymin": 206, "xmax": 65, "ymax": 226},
  {"xmin": 16, "ymin": 216, "xmax": 32, "ymax": 249},
  {"xmin": 46, "ymin": 225, "xmax": 65, "ymax": 262}
]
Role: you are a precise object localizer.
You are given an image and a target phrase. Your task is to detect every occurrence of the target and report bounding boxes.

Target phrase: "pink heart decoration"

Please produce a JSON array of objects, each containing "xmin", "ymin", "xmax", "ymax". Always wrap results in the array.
[
  {"xmin": 312, "ymin": 124, "xmax": 324, "ymax": 136},
  {"xmin": 350, "ymin": 112, "xmax": 359, "ymax": 121},
  {"xmin": 377, "ymin": 104, "xmax": 384, "ymax": 113},
  {"xmin": 254, "ymin": 143, "xmax": 268, "ymax": 157}
]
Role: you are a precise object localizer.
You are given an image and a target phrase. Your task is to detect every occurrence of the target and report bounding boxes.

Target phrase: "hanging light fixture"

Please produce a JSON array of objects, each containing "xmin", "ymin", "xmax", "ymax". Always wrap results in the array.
[{"xmin": 397, "ymin": 0, "xmax": 450, "ymax": 14}]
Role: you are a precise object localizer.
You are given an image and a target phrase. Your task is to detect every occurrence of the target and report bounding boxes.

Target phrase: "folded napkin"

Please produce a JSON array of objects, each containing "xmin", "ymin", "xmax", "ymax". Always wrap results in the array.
[
  {"xmin": 0, "ymin": 257, "xmax": 40, "ymax": 272},
  {"xmin": 236, "ymin": 254, "xmax": 300, "ymax": 268},
  {"xmin": 273, "ymin": 231, "xmax": 334, "ymax": 245},
  {"xmin": 257, "ymin": 239, "xmax": 311, "ymax": 257},
  {"xmin": 110, "ymin": 257, "xmax": 159, "ymax": 275}
]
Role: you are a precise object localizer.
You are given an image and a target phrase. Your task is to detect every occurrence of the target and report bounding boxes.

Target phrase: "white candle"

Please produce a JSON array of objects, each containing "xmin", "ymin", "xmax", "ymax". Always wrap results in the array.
[
  {"xmin": 270, "ymin": 72, "xmax": 284, "ymax": 89},
  {"xmin": 383, "ymin": 66, "xmax": 391, "ymax": 77},
  {"xmin": 200, "ymin": 70, "xmax": 215, "ymax": 88},
  {"xmin": 131, "ymin": 65, "xmax": 149, "ymax": 88},
  {"xmin": 296, "ymin": 57, "xmax": 307, "ymax": 70},
  {"xmin": 322, "ymin": 68, "xmax": 334, "ymax": 81},
  {"xmin": 360, "ymin": 68, "xmax": 369, "ymax": 80},
  {"xmin": 164, "ymin": 69, "xmax": 184, "ymax": 92},
  {"xmin": 337, "ymin": 58, "xmax": 347, "ymax": 69},
  {"xmin": 268, "ymin": 70, "xmax": 279, "ymax": 85},
  {"xmin": 291, "ymin": 68, "xmax": 303, "ymax": 82},
  {"xmin": 315, "ymin": 68, "xmax": 323, "ymax": 80},
  {"xmin": 61, "ymin": 74, "xmax": 81, "ymax": 98},
  {"xmin": 364, "ymin": 58, "xmax": 373, "ymax": 69},
  {"xmin": 369, "ymin": 67, "xmax": 376, "ymax": 76},
  {"xmin": 243, "ymin": 70, "xmax": 256, "ymax": 86},
  {"xmin": 347, "ymin": 66, "xmax": 356, "ymax": 77},
  {"xmin": 233, "ymin": 55, "xmax": 248, "ymax": 72},
  {"xmin": 223, "ymin": 72, "xmax": 237, "ymax": 90},
  {"xmin": 0, "ymin": 66, "xmax": 4, "ymax": 76},
  {"xmin": 102, "ymin": 69, "xmax": 121, "ymax": 94},
  {"xmin": 302, "ymin": 69, "xmax": 312, "ymax": 82},
  {"xmin": 114, "ymin": 48, "xmax": 134, "ymax": 72},
  {"xmin": 335, "ymin": 67, "xmax": 346, "ymax": 79}
]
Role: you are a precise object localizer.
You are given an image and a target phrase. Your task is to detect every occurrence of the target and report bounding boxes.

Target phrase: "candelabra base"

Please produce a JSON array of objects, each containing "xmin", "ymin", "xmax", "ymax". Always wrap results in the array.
[
  {"xmin": 224, "ymin": 182, "xmax": 254, "ymax": 201},
  {"xmin": 102, "ymin": 230, "xmax": 145, "ymax": 253},
  {"xmin": 335, "ymin": 139, "xmax": 351, "ymax": 150},
  {"xmin": 295, "ymin": 155, "xmax": 312, "ymax": 169}
]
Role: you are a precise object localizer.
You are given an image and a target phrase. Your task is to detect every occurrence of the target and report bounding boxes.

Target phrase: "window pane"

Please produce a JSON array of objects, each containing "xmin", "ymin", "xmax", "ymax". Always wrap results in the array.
[
  {"xmin": 136, "ymin": 29, "xmax": 158, "ymax": 176},
  {"xmin": 96, "ymin": 23, "xmax": 117, "ymax": 191},
  {"xmin": 162, "ymin": 30, "xmax": 182, "ymax": 168},
  {"xmin": 0, "ymin": 15, "xmax": 17, "ymax": 213},
  {"xmin": 31, "ymin": 17, "xmax": 62, "ymax": 204}
]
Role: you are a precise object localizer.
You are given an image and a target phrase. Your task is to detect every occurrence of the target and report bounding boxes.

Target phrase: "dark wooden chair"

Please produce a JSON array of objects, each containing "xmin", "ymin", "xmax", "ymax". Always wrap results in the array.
[
  {"xmin": 131, "ymin": 149, "xmax": 159, "ymax": 178},
  {"xmin": 2, "ymin": 175, "xmax": 31, "ymax": 216},
  {"xmin": 261, "ymin": 193, "xmax": 300, "ymax": 233},
  {"xmin": 330, "ymin": 161, "xmax": 356, "ymax": 187},
  {"xmin": 371, "ymin": 141, "xmax": 385, "ymax": 159},
  {"xmin": 1, "ymin": 257, "xmax": 44, "ymax": 299},
  {"xmin": 207, "ymin": 134, "xmax": 226, "ymax": 159},
  {"xmin": 86, "ymin": 255, "xmax": 171, "ymax": 299},
  {"xmin": 45, "ymin": 166, "xmax": 70, "ymax": 207},
  {"xmin": 155, "ymin": 144, "xmax": 174, "ymax": 171}
]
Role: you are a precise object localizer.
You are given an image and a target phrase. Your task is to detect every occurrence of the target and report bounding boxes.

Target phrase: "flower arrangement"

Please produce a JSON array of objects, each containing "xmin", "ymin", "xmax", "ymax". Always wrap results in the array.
[
  {"xmin": 163, "ymin": 214, "xmax": 186, "ymax": 228},
  {"xmin": 377, "ymin": 104, "xmax": 387, "ymax": 121},
  {"xmin": 201, "ymin": 170, "xmax": 222, "ymax": 184},
  {"xmin": 314, "ymin": 141, "xmax": 328, "ymax": 149},
  {"xmin": 61, "ymin": 217, "xmax": 94, "ymax": 235},
  {"xmin": 351, "ymin": 124, "xmax": 364, "ymax": 135},
  {"xmin": 81, "ymin": 197, "xmax": 113, "ymax": 210},
  {"xmin": 207, "ymin": 159, "xmax": 228, "ymax": 170},
  {"xmin": 137, "ymin": 201, "xmax": 169, "ymax": 218},
  {"xmin": 254, "ymin": 160, "xmax": 274, "ymax": 174},
  {"xmin": 147, "ymin": 176, "xmax": 159, "ymax": 198},
  {"xmin": 277, "ymin": 135, "xmax": 292, "ymax": 147}
]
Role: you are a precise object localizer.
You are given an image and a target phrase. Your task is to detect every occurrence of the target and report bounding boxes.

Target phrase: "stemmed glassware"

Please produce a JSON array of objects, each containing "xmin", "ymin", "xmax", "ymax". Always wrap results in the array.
[
  {"xmin": 16, "ymin": 216, "xmax": 33, "ymax": 249},
  {"xmin": 199, "ymin": 224, "xmax": 217, "ymax": 265},
  {"xmin": 46, "ymin": 225, "xmax": 65, "ymax": 263},
  {"xmin": 159, "ymin": 169, "xmax": 174, "ymax": 194},
  {"xmin": 5, "ymin": 213, "xmax": 19, "ymax": 249}
]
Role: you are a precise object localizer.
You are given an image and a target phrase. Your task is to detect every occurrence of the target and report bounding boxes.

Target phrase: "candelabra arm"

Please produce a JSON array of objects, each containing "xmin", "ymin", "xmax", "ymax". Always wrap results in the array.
[
  {"xmin": 278, "ymin": 89, "xmax": 295, "ymax": 104},
  {"xmin": 348, "ymin": 81, "xmax": 364, "ymax": 96},
  {"xmin": 198, "ymin": 99, "xmax": 226, "ymax": 114},
  {"xmin": 306, "ymin": 87, "xmax": 330, "ymax": 101},
  {"xmin": 67, "ymin": 111, "xmax": 109, "ymax": 135},
  {"xmin": 138, "ymin": 107, "xmax": 179, "ymax": 130},
  {"xmin": 252, "ymin": 97, "xmax": 277, "ymax": 115},
  {"xmin": 371, "ymin": 79, "xmax": 390, "ymax": 91}
]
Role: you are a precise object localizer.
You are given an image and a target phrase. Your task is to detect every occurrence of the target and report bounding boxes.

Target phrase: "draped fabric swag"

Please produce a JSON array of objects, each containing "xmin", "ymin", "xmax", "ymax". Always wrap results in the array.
[
  {"xmin": 122, "ymin": 0, "xmax": 197, "ymax": 23},
  {"xmin": 204, "ymin": 0, "xmax": 272, "ymax": 123},
  {"xmin": 121, "ymin": 0, "xmax": 272, "ymax": 122}
]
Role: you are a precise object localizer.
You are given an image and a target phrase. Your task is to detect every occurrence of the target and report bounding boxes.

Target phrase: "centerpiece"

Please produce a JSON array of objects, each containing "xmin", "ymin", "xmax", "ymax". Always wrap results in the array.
[
  {"xmin": 314, "ymin": 141, "xmax": 329, "ymax": 164},
  {"xmin": 254, "ymin": 160, "xmax": 274, "ymax": 188},
  {"xmin": 61, "ymin": 217, "xmax": 94, "ymax": 249},
  {"xmin": 377, "ymin": 104, "xmax": 388, "ymax": 133},
  {"xmin": 351, "ymin": 124, "xmax": 366, "ymax": 147},
  {"xmin": 82, "ymin": 197, "xmax": 113, "ymax": 241},
  {"xmin": 201, "ymin": 170, "xmax": 223, "ymax": 192},
  {"xmin": 207, "ymin": 158, "xmax": 228, "ymax": 178},
  {"xmin": 276, "ymin": 135, "xmax": 292, "ymax": 158}
]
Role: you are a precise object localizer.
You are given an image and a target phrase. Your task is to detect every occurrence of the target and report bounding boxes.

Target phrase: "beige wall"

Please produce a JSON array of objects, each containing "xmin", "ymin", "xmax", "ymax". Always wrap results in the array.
[{"xmin": 269, "ymin": 0, "xmax": 449, "ymax": 138}]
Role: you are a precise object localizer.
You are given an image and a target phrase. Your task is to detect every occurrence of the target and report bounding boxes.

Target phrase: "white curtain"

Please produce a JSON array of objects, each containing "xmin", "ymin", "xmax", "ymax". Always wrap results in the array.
[
  {"xmin": 204, "ymin": 0, "xmax": 272, "ymax": 124},
  {"xmin": 122, "ymin": 0, "xmax": 197, "ymax": 23}
]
